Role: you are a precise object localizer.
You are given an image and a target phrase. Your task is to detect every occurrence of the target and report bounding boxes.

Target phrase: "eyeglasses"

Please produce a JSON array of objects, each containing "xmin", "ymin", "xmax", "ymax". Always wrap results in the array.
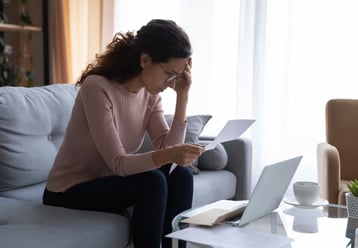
[{"xmin": 158, "ymin": 64, "xmax": 181, "ymax": 84}]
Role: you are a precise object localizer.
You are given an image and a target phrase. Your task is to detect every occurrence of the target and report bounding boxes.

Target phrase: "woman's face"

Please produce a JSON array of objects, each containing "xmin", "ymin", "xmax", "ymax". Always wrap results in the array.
[{"xmin": 140, "ymin": 55, "xmax": 189, "ymax": 95}]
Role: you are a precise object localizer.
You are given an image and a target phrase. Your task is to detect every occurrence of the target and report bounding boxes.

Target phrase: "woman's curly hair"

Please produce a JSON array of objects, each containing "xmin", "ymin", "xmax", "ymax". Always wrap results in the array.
[{"xmin": 76, "ymin": 19, "xmax": 192, "ymax": 86}]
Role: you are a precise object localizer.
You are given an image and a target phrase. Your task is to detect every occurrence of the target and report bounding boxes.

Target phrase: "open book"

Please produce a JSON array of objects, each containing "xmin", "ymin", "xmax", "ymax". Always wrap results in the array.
[{"xmin": 180, "ymin": 200, "xmax": 248, "ymax": 226}]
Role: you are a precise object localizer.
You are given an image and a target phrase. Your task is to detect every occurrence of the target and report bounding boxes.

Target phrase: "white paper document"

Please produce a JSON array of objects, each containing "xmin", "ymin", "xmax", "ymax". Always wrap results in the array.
[
  {"xmin": 170, "ymin": 119, "xmax": 255, "ymax": 174},
  {"xmin": 167, "ymin": 224, "xmax": 293, "ymax": 248},
  {"xmin": 205, "ymin": 119, "xmax": 255, "ymax": 151}
]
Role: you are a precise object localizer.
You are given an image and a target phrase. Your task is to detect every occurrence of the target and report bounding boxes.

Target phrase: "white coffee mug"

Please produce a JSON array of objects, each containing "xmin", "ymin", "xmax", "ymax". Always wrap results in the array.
[{"xmin": 293, "ymin": 181, "xmax": 320, "ymax": 205}]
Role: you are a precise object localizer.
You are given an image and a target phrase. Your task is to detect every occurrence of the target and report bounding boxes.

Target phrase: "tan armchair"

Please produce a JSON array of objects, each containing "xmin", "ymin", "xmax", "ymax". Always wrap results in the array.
[{"xmin": 317, "ymin": 99, "xmax": 358, "ymax": 205}]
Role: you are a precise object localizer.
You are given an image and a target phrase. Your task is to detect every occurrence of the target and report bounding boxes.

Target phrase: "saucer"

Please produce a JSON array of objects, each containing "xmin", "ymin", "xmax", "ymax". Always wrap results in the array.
[
  {"xmin": 283, "ymin": 196, "xmax": 328, "ymax": 209},
  {"xmin": 283, "ymin": 206, "xmax": 328, "ymax": 218}
]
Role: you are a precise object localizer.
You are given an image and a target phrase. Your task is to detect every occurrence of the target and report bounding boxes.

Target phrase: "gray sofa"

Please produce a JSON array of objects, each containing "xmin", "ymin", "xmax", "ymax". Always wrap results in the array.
[{"xmin": 0, "ymin": 83, "xmax": 252, "ymax": 248}]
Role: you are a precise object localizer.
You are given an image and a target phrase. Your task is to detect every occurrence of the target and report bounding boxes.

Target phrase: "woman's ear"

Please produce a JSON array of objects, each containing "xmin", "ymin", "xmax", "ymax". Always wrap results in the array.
[{"xmin": 140, "ymin": 53, "xmax": 151, "ymax": 68}]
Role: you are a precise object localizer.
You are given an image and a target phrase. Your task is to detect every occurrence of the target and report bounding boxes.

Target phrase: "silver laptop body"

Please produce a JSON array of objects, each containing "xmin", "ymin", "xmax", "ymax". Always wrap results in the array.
[{"xmin": 234, "ymin": 156, "xmax": 302, "ymax": 227}]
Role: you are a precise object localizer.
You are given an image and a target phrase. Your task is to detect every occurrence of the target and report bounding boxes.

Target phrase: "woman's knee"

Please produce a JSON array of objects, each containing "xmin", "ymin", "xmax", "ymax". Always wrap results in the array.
[
  {"xmin": 140, "ymin": 170, "xmax": 168, "ymax": 197},
  {"xmin": 170, "ymin": 166, "xmax": 193, "ymax": 185}
]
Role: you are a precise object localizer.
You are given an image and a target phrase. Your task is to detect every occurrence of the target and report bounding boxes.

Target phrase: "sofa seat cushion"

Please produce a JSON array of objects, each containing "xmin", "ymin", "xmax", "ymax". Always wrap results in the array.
[
  {"xmin": 192, "ymin": 170, "xmax": 236, "ymax": 207},
  {"xmin": 0, "ymin": 197, "xmax": 131, "ymax": 248}
]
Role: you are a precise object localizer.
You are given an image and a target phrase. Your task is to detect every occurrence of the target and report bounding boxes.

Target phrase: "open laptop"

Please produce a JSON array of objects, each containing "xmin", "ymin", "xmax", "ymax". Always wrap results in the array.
[
  {"xmin": 181, "ymin": 156, "xmax": 302, "ymax": 227},
  {"xmin": 231, "ymin": 156, "xmax": 302, "ymax": 226}
]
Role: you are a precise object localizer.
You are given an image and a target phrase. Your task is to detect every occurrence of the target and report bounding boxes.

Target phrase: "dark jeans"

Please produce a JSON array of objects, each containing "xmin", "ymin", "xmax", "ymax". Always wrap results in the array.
[{"xmin": 43, "ymin": 164, "xmax": 193, "ymax": 248}]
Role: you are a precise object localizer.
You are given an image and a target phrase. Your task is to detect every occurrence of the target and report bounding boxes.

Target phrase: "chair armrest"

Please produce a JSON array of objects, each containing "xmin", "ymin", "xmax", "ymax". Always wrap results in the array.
[
  {"xmin": 317, "ymin": 142, "xmax": 341, "ymax": 204},
  {"xmin": 222, "ymin": 138, "xmax": 252, "ymax": 200}
]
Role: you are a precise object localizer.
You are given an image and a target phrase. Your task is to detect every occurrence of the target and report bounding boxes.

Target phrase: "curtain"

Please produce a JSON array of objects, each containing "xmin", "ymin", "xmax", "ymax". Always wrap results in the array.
[
  {"xmin": 236, "ymin": 0, "xmax": 267, "ymax": 184},
  {"xmin": 114, "ymin": 0, "xmax": 358, "ymax": 192},
  {"xmin": 49, "ymin": 0, "xmax": 72, "ymax": 84},
  {"xmin": 49, "ymin": 0, "xmax": 108, "ymax": 83},
  {"xmin": 248, "ymin": 0, "xmax": 358, "ymax": 189},
  {"xmin": 101, "ymin": 0, "xmax": 115, "ymax": 51},
  {"xmin": 68, "ymin": 0, "xmax": 102, "ymax": 82}
]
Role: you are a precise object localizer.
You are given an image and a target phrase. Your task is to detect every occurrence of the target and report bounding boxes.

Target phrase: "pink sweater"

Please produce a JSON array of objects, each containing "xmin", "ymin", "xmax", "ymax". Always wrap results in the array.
[{"xmin": 46, "ymin": 75, "xmax": 186, "ymax": 192}]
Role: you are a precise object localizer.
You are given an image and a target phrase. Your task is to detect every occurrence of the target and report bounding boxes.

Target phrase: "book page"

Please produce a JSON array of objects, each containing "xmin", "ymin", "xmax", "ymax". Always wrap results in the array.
[{"xmin": 181, "ymin": 207, "xmax": 246, "ymax": 226}]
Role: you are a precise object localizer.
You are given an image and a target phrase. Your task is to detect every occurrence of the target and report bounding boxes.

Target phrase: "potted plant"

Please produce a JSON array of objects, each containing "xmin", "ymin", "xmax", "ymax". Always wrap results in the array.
[{"xmin": 346, "ymin": 179, "xmax": 358, "ymax": 218}]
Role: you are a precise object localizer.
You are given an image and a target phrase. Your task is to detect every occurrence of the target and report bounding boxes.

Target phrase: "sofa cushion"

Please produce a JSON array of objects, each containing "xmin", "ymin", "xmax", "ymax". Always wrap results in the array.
[
  {"xmin": 0, "ymin": 197, "xmax": 130, "ymax": 248},
  {"xmin": 0, "ymin": 84, "xmax": 77, "ymax": 192},
  {"xmin": 0, "ymin": 182, "xmax": 46, "ymax": 203},
  {"xmin": 192, "ymin": 170, "xmax": 236, "ymax": 207},
  {"xmin": 165, "ymin": 114, "xmax": 212, "ymax": 146}
]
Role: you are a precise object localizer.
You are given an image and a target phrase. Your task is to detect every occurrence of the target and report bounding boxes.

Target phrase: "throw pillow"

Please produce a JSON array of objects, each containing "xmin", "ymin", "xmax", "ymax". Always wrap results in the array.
[{"xmin": 198, "ymin": 143, "xmax": 228, "ymax": 170}]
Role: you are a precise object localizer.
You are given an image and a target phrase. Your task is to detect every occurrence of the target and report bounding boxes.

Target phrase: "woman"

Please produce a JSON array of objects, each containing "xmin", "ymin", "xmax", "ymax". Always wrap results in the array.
[{"xmin": 43, "ymin": 19, "xmax": 205, "ymax": 248}]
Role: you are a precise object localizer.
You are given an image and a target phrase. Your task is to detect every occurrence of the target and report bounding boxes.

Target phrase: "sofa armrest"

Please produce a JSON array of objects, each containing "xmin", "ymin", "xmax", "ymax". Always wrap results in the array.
[
  {"xmin": 199, "ymin": 137, "xmax": 252, "ymax": 200},
  {"xmin": 317, "ymin": 142, "xmax": 341, "ymax": 204},
  {"xmin": 222, "ymin": 138, "xmax": 252, "ymax": 200}
]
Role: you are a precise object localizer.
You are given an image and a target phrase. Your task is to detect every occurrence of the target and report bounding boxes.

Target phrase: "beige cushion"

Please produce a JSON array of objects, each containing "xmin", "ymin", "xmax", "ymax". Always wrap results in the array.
[{"xmin": 326, "ymin": 99, "xmax": 358, "ymax": 179}]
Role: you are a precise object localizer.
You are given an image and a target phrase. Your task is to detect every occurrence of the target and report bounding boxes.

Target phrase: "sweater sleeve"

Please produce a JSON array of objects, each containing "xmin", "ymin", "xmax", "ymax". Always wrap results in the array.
[{"xmin": 146, "ymin": 98, "xmax": 187, "ymax": 150}]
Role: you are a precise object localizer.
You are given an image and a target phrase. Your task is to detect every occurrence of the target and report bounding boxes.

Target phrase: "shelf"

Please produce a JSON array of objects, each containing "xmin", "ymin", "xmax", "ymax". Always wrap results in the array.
[{"xmin": 0, "ymin": 23, "xmax": 41, "ymax": 32}]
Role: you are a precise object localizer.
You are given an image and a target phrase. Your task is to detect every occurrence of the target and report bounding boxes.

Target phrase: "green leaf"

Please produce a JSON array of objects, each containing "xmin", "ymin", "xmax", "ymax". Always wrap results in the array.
[{"xmin": 348, "ymin": 179, "xmax": 358, "ymax": 197}]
